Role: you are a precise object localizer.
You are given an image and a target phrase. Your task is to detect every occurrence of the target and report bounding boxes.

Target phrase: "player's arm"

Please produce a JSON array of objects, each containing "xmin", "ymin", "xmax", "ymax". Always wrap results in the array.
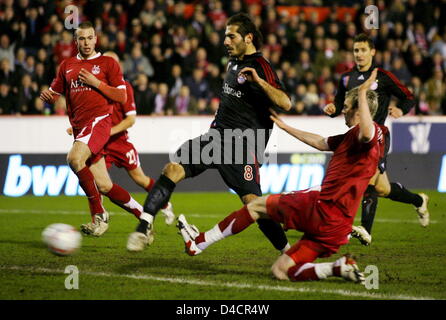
[
  {"xmin": 239, "ymin": 67, "xmax": 291, "ymax": 111},
  {"xmin": 380, "ymin": 68, "xmax": 415, "ymax": 118},
  {"xmin": 78, "ymin": 68, "xmax": 127, "ymax": 104},
  {"xmin": 324, "ymin": 75, "xmax": 347, "ymax": 117},
  {"xmin": 270, "ymin": 109, "xmax": 330, "ymax": 151},
  {"xmin": 357, "ymin": 69, "xmax": 377, "ymax": 142},
  {"xmin": 110, "ymin": 114, "xmax": 136, "ymax": 136}
]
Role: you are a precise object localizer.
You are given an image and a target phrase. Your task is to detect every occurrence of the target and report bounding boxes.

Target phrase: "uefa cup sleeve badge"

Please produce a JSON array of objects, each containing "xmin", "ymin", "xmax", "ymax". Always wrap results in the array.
[{"xmin": 92, "ymin": 65, "xmax": 100, "ymax": 75}]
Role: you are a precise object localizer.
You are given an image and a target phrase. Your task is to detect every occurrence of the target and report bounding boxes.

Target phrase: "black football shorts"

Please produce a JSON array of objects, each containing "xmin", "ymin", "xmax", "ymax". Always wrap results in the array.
[{"xmin": 173, "ymin": 128, "xmax": 262, "ymax": 197}]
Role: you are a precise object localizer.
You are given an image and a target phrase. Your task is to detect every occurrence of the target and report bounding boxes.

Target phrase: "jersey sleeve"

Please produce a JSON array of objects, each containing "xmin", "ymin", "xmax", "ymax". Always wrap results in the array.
[
  {"xmin": 379, "ymin": 68, "xmax": 415, "ymax": 115},
  {"xmin": 106, "ymin": 58, "xmax": 126, "ymax": 89},
  {"xmin": 327, "ymin": 133, "xmax": 346, "ymax": 151},
  {"xmin": 122, "ymin": 82, "xmax": 136, "ymax": 115},
  {"xmin": 254, "ymin": 57, "xmax": 285, "ymax": 91},
  {"xmin": 50, "ymin": 59, "xmax": 66, "ymax": 95}
]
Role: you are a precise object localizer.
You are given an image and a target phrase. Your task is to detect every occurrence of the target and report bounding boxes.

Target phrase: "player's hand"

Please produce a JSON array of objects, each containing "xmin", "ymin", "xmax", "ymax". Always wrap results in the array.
[
  {"xmin": 389, "ymin": 106, "xmax": 403, "ymax": 118},
  {"xmin": 359, "ymin": 68, "xmax": 378, "ymax": 92},
  {"xmin": 40, "ymin": 89, "xmax": 55, "ymax": 103},
  {"xmin": 323, "ymin": 103, "xmax": 336, "ymax": 115},
  {"xmin": 66, "ymin": 127, "xmax": 73, "ymax": 135},
  {"xmin": 79, "ymin": 68, "xmax": 101, "ymax": 88},
  {"xmin": 238, "ymin": 67, "xmax": 261, "ymax": 83},
  {"xmin": 269, "ymin": 108, "xmax": 288, "ymax": 130}
]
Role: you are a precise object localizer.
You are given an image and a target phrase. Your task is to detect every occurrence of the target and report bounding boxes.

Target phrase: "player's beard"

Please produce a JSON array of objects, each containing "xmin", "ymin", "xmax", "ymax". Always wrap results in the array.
[{"xmin": 230, "ymin": 42, "xmax": 247, "ymax": 58}]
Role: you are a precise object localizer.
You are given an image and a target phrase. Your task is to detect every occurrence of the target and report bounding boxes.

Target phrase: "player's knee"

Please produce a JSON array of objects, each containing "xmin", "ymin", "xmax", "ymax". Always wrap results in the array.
[
  {"xmin": 246, "ymin": 197, "xmax": 267, "ymax": 220},
  {"xmin": 97, "ymin": 181, "xmax": 112, "ymax": 194},
  {"xmin": 66, "ymin": 154, "xmax": 84, "ymax": 172},
  {"xmin": 374, "ymin": 184, "xmax": 389, "ymax": 197},
  {"xmin": 162, "ymin": 162, "xmax": 185, "ymax": 182}
]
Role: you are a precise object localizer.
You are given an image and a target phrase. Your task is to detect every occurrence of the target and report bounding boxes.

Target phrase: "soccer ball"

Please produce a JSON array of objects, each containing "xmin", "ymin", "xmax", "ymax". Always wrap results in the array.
[{"xmin": 42, "ymin": 223, "xmax": 82, "ymax": 256}]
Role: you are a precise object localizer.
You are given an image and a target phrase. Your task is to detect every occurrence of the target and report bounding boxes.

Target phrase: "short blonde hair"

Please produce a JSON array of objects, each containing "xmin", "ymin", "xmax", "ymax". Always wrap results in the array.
[{"xmin": 345, "ymin": 87, "xmax": 378, "ymax": 118}]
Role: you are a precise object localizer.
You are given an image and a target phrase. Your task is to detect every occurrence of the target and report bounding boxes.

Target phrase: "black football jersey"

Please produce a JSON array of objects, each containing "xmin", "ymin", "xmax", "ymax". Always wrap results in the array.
[
  {"xmin": 332, "ymin": 63, "xmax": 415, "ymax": 125},
  {"xmin": 213, "ymin": 52, "xmax": 286, "ymax": 131}
]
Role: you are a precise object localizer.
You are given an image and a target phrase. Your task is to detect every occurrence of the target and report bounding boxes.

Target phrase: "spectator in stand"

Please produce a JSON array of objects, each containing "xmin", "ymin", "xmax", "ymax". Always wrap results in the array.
[
  {"xmin": 303, "ymin": 83, "xmax": 321, "ymax": 115},
  {"xmin": 425, "ymin": 69, "xmax": 445, "ymax": 114},
  {"xmin": 206, "ymin": 63, "xmax": 222, "ymax": 99},
  {"xmin": 195, "ymin": 47, "xmax": 209, "ymax": 75},
  {"xmin": 149, "ymin": 45, "xmax": 169, "ymax": 83},
  {"xmin": 167, "ymin": 64, "xmax": 184, "ymax": 101},
  {"xmin": 390, "ymin": 57, "xmax": 412, "ymax": 85},
  {"xmin": 0, "ymin": 34, "xmax": 16, "ymax": 71},
  {"xmin": 174, "ymin": 85, "xmax": 193, "ymax": 115},
  {"xmin": 0, "ymin": 82, "xmax": 17, "ymax": 114},
  {"xmin": 33, "ymin": 62, "xmax": 49, "ymax": 88},
  {"xmin": 123, "ymin": 44, "xmax": 154, "ymax": 82},
  {"xmin": 133, "ymin": 73, "xmax": 155, "ymax": 115},
  {"xmin": 53, "ymin": 30, "xmax": 76, "ymax": 64},
  {"xmin": 23, "ymin": 6, "xmax": 45, "ymax": 51},
  {"xmin": 153, "ymin": 82, "xmax": 169, "ymax": 115},
  {"xmin": 185, "ymin": 68, "xmax": 209, "ymax": 100},
  {"xmin": 17, "ymin": 73, "xmax": 38, "ymax": 114},
  {"xmin": 115, "ymin": 31, "xmax": 128, "ymax": 58},
  {"xmin": 194, "ymin": 98, "xmax": 211, "ymax": 115},
  {"xmin": 0, "ymin": 58, "xmax": 19, "ymax": 92}
]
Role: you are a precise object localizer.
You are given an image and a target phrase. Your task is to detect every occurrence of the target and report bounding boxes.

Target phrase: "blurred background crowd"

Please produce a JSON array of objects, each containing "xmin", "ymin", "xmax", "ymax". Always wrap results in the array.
[{"xmin": 0, "ymin": 0, "xmax": 445, "ymax": 116}]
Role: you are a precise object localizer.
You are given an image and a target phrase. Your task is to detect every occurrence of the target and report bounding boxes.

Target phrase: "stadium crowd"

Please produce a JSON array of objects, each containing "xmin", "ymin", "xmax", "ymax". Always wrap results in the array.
[{"xmin": 0, "ymin": 0, "xmax": 445, "ymax": 116}]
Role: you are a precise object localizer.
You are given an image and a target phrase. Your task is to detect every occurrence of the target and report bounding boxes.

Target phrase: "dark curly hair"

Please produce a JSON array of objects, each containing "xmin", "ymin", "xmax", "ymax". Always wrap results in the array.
[{"xmin": 226, "ymin": 13, "xmax": 263, "ymax": 49}]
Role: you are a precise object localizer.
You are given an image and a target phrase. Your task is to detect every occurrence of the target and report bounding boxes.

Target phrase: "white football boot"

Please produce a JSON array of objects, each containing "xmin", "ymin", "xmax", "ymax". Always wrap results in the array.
[
  {"xmin": 127, "ymin": 223, "xmax": 154, "ymax": 252},
  {"xmin": 176, "ymin": 214, "xmax": 201, "ymax": 256},
  {"xmin": 80, "ymin": 211, "xmax": 110, "ymax": 237},
  {"xmin": 415, "ymin": 193, "xmax": 430, "ymax": 227},
  {"xmin": 351, "ymin": 225, "xmax": 372, "ymax": 246},
  {"xmin": 333, "ymin": 254, "xmax": 365, "ymax": 284},
  {"xmin": 161, "ymin": 202, "xmax": 175, "ymax": 225}
]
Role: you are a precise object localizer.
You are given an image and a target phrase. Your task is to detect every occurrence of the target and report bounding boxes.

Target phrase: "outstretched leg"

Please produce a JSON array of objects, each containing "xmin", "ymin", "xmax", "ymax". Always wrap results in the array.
[
  {"xmin": 242, "ymin": 194, "xmax": 290, "ymax": 253},
  {"xmin": 178, "ymin": 196, "xmax": 269, "ymax": 255}
]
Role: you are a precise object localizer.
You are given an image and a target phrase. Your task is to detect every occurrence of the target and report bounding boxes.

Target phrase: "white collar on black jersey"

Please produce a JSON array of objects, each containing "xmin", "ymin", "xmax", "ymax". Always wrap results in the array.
[{"xmin": 76, "ymin": 52, "xmax": 101, "ymax": 60}]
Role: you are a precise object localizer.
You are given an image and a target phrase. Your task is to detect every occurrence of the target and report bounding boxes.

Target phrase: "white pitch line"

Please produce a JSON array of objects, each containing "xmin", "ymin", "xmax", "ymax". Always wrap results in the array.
[
  {"xmin": 0, "ymin": 209, "xmax": 438, "ymax": 224},
  {"xmin": 0, "ymin": 265, "xmax": 436, "ymax": 300}
]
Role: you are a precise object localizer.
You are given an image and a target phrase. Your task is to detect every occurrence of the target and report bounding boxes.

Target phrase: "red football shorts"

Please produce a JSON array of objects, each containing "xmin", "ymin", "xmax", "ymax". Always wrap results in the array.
[
  {"xmin": 266, "ymin": 189, "xmax": 353, "ymax": 260},
  {"xmin": 73, "ymin": 114, "xmax": 111, "ymax": 157},
  {"xmin": 104, "ymin": 136, "xmax": 140, "ymax": 171}
]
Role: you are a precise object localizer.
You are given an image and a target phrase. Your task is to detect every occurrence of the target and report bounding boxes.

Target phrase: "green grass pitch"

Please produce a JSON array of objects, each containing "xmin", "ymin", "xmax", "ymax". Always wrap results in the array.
[{"xmin": 0, "ymin": 191, "xmax": 445, "ymax": 300}]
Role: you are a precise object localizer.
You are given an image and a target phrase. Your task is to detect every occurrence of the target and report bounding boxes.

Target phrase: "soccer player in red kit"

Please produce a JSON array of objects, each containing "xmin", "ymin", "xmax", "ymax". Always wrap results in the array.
[
  {"xmin": 40, "ymin": 22, "xmax": 150, "ymax": 236},
  {"xmin": 177, "ymin": 70, "xmax": 385, "ymax": 283},
  {"xmin": 65, "ymin": 51, "xmax": 175, "ymax": 228}
]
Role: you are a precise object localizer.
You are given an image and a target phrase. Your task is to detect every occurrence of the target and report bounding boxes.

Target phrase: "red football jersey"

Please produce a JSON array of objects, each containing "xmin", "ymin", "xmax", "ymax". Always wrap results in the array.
[
  {"xmin": 50, "ymin": 52, "xmax": 126, "ymax": 128},
  {"xmin": 109, "ymin": 81, "xmax": 136, "ymax": 141},
  {"xmin": 319, "ymin": 123, "xmax": 388, "ymax": 218}
]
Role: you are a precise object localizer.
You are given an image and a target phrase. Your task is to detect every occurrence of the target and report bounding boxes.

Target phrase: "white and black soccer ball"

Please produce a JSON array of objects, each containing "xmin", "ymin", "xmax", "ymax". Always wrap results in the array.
[{"xmin": 42, "ymin": 223, "xmax": 82, "ymax": 256}]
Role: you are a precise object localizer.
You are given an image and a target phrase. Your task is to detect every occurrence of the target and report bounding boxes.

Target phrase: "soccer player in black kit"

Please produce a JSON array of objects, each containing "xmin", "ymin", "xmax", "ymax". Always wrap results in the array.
[
  {"xmin": 324, "ymin": 33, "xmax": 430, "ymax": 245},
  {"xmin": 127, "ymin": 13, "xmax": 292, "ymax": 252}
]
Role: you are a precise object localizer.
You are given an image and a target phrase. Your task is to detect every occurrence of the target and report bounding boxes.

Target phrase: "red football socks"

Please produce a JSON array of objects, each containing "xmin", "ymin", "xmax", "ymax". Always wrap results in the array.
[
  {"xmin": 105, "ymin": 183, "xmax": 142, "ymax": 218},
  {"xmin": 76, "ymin": 167, "xmax": 104, "ymax": 216},
  {"xmin": 217, "ymin": 205, "xmax": 254, "ymax": 236}
]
